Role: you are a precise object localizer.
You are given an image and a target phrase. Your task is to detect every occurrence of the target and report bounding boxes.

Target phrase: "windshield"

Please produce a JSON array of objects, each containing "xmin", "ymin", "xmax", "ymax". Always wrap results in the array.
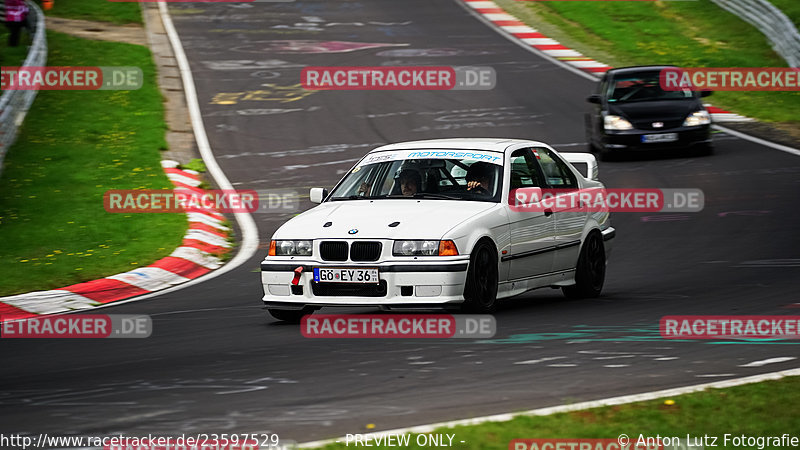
[
  {"xmin": 608, "ymin": 71, "xmax": 695, "ymax": 103},
  {"xmin": 329, "ymin": 149, "xmax": 504, "ymax": 202}
]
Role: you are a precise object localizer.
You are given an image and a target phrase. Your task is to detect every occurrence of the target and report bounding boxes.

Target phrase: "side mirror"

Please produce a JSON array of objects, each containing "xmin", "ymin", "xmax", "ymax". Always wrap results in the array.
[
  {"xmin": 309, "ymin": 188, "xmax": 328, "ymax": 204},
  {"xmin": 586, "ymin": 94, "xmax": 602, "ymax": 104},
  {"xmin": 509, "ymin": 187, "xmax": 543, "ymax": 208},
  {"xmin": 700, "ymin": 90, "xmax": 713, "ymax": 97}
]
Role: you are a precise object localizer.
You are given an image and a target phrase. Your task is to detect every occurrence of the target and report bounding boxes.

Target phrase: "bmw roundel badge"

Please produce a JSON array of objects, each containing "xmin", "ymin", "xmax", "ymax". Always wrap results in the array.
[{"xmin": 348, "ymin": 229, "xmax": 358, "ymax": 235}]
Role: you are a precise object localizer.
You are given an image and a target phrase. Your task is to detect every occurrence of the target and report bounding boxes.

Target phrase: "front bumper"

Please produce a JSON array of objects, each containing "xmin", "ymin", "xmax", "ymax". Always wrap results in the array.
[
  {"xmin": 602, "ymin": 226, "xmax": 615, "ymax": 260},
  {"xmin": 261, "ymin": 259, "xmax": 470, "ymax": 308},
  {"xmin": 600, "ymin": 125, "xmax": 711, "ymax": 152}
]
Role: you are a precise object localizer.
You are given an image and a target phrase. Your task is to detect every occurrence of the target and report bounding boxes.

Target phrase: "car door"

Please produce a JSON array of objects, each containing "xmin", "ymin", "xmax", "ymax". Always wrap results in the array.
[
  {"xmin": 505, "ymin": 148, "xmax": 555, "ymax": 280},
  {"xmin": 534, "ymin": 146, "xmax": 585, "ymax": 273}
]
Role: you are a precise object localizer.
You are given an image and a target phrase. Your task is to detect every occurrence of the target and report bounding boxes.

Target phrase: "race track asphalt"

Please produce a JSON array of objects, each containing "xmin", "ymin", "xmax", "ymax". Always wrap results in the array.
[{"xmin": 2, "ymin": 0, "xmax": 799, "ymax": 444}]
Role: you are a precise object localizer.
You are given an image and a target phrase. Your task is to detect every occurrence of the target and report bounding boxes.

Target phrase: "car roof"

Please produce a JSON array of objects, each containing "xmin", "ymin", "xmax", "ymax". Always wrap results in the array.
[
  {"xmin": 606, "ymin": 65, "xmax": 678, "ymax": 77},
  {"xmin": 369, "ymin": 138, "xmax": 549, "ymax": 154}
]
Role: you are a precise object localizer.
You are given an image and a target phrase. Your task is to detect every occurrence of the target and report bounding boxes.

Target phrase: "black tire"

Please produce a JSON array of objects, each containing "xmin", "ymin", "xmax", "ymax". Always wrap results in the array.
[
  {"xmin": 562, "ymin": 232, "xmax": 606, "ymax": 299},
  {"xmin": 268, "ymin": 307, "xmax": 313, "ymax": 323},
  {"xmin": 696, "ymin": 142, "xmax": 714, "ymax": 157},
  {"xmin": 462, "ymin": 240, "xmax": 499, "ymax": 313},
  {"xmin": 597, "ymin": 146, "xmax": 615, "ymax": 162}
]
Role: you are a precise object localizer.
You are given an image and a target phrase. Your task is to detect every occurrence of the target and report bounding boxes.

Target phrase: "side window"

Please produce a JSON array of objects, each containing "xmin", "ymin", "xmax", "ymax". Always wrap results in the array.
[
  {"xmin": 597, "ymin": 74, "xmax": 608, "ymax": 96},
  {"xmin": 535, "ymin": 147, "xmax": 577, "ymax": 189},
  {"xmin": 509, "ymin": 149, "xmax": 543, "ymax": 189}
]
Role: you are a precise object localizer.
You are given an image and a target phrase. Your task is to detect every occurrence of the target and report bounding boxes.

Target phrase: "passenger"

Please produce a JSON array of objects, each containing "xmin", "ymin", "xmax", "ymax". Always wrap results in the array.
[{"xmin": 357, "ymin": 168, "xmax": 422, "ymax": 197}]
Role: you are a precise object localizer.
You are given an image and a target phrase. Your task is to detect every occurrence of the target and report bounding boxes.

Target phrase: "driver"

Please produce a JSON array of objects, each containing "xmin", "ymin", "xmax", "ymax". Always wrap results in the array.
[
  {"xmin": 466, "ymin": 162, "xmax": 493, "ymax": 195},
  {"xmin": 397, "ymin": 169, "xmax": 422, "ymax": 197}
]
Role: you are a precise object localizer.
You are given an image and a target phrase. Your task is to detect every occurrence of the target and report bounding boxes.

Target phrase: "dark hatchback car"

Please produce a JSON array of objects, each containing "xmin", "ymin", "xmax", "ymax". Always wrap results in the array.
[{"xmin": 585, "ymin": 65, "xmax": 713, "ymax": 160}]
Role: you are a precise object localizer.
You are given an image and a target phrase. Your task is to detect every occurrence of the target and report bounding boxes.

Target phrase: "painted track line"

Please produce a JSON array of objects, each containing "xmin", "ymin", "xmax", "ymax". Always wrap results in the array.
[
  {"xmin": 108, "ymin": 4, "xmax": 262, "ymax": 302},
  {"xmin": 299, "ymin": 367, "xmax": 800, "ymax": 448}
]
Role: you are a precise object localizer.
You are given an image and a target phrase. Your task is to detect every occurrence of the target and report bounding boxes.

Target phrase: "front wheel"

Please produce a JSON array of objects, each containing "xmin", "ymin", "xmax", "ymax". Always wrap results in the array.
[
  {"xmin": 562, "ymin": 232, "xmax": 606, "ymax": 299},
  {"xmin": 462, "ymin": 241, "xmax": 499, "ymax": 313},
  {"xmin": 268, "ymin": 307, "xmax": 314, "ymax": 323}
]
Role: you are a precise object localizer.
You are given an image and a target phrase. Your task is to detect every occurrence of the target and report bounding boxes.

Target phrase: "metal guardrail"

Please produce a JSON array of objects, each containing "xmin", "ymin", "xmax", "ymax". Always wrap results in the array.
[
  {"xmin": 711, "ymin": 0, "xmax": 800, "ymax": 68},
  {"xmin": 0, "ymin": 0, "xmax": 47, "ymax": 176}
]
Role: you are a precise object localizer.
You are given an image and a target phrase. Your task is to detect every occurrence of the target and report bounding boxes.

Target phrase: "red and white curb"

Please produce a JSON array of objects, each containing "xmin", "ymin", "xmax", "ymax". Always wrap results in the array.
[
  {"xmin": 461, "ymin": 0, "xmax": 753, "ymax": 123},
  {"xmin": 0, "ymin": 160, "xmax": 231, "ymax": 322}
]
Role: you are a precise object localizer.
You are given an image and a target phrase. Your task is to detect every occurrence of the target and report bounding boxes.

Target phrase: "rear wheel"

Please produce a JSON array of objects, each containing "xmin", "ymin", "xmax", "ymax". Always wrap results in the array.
[
  {"xmin": 562, "ymin": 232, "xmax": 605, "ymax": 299},
  {"xmin": 268, "ymin": 307, "xmax": 314, "ymax": 323},
  {"xmin": 462, "ymin": 241, "xmax": 499, "ymax": 313}
]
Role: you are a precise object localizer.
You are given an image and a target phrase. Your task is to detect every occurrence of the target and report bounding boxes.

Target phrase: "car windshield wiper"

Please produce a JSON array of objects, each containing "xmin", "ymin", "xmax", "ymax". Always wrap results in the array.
[
  {"xmin": 412, "ymin": 192, "xmax": 461, "ymax": 200},
  {"xmin": 331, "ymin": 195, "xmax": 377, "ymax": 201},
  {"xmin": 379, "ymin": 193, "xmax": 462, "ymax": 200}
]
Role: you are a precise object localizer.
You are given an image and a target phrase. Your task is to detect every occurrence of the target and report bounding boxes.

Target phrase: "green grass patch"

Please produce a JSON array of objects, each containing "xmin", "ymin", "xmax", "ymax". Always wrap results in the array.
[
  {"xmin": 0, "ymin": 31, "xmax": 186, "ymax": 296},
  {"xmin": 316, "ymin": 376, "xmax": 800, "ymax": 449},
  {"xmin": 180, "ymin": 158, "xmax": 207, "ymax": 173},
  {"xmin": 0, "ymin": 29, "xmax": 33, "ymax": 67},
  {"xmin": 493, "ymin": 0, "xmax": 800, "ymax": 125},
  {"xmin": 38, "ymin": 0, "xmax": 142, "ymax": 25}
]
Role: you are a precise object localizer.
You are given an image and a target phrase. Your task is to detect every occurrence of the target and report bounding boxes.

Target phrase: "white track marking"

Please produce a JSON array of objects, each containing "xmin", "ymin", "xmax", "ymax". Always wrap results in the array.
[
  {"xmin": 740, "ymin": 357, "xmax": 797, "ymax": 367},
  {"xmin": 299, "ymin": 368, "xmax": 800, "ymax": 448},
  {"xmin": 68, "ymin": 4, "xmax": 262, "ymax": 311}
]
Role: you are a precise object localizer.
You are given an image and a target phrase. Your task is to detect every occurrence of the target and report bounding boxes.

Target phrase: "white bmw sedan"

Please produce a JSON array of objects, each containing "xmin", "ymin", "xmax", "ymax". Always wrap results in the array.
[{"xmin": 261, "ymin": 138, "xmax": 615, "ymax": 322}]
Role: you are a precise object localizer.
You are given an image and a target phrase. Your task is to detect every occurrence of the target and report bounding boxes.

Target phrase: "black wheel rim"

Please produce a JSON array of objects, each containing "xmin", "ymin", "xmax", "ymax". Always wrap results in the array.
[
  {"xmin": 474, "ymin": 247, "xmax": 497, "ymax": 306},
  {"xmin": 586, "ymin": 236, "xmax": 605, "ymax": 290}
]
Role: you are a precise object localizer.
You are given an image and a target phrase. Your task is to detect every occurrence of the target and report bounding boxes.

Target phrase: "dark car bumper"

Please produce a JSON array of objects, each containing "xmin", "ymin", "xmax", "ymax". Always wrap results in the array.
[{"xmin": 600, "ymin": 125, "xmax": 711, "ymax": 152}]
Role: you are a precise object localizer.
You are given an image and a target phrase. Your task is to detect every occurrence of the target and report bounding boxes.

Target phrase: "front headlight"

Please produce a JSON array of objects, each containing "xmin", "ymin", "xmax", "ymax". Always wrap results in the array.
[
  {"xmin": 270, "ymin": 240, "xmax": 312, "ymax": 256},
  {"xmin": 393, "ymin": 240, "xmax": 459, "ymax": 256},
  {"xmin": 683, "ymin": 110, "xmax": 711, "ymax": 127},
  {"xmin": 604, "ymin": 115, "xmax": 634, "ymax": 131}
]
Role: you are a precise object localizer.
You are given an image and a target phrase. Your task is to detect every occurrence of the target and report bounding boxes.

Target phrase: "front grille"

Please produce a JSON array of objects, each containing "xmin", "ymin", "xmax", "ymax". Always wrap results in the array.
[
  {"xmin": 311, "ymin": 280, "xmax": 388, "ymax": 297},
  {"xmin": 632, "ymin": 119, "xmax": 683, "ymax": 130},
  {"xmin": 350, "ymin": 242, "xmax": 382, "ymax": 261},
  {"xmin": 320, "ymin": 241, "xmax": 348, "ymax": 261}
]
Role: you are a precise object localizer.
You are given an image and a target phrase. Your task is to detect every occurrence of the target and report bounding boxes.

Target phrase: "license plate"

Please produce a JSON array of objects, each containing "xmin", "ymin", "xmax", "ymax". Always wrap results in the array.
[
  {"xmin": 641, "ymin": 133, "xmax": 678, "ymax": 143},
  {"xmin": 313, "ymin": 267, "xmax": 379, "ymax": 284}
]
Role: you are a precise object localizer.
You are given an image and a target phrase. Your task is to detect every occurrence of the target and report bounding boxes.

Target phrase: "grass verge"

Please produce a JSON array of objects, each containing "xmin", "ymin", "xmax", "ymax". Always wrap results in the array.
[
  {"xmin": 316, "ymin": 375, "xmax": 800, "ymax": 449},
  {"xmin": 0, "ymin": 29, "xmax": 33, "ymax": 68},
  {"xmin": 0, "ymin": 31, "xmax": 186, "ymax": 296},
  {"xmin": 38, "ymin": 0, "xmax": 142, "ymax": 25},
  {"xmin": 493, "ymin": 0, "xmax": 800, "ymax": 126}
]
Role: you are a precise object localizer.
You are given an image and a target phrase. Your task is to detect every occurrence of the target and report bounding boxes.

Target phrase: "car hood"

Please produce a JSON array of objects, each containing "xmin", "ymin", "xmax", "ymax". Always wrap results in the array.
[
  {"xmin": 609, "ymin": 99, "xmax": 701, "ymax": 122},
  {"xmin": 273, "ymin": 200, "xmax": 497, "ymax": 240}
]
